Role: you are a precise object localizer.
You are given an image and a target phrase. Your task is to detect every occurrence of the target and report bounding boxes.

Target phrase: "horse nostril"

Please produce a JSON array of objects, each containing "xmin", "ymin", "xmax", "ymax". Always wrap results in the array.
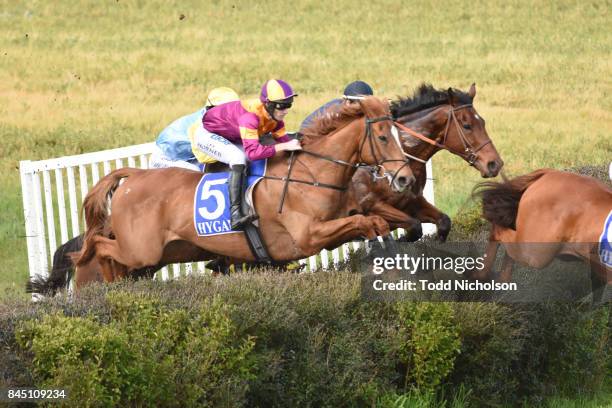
[
  {"xmin": 487, "ymin": 161, "xmax": 498, "ymax": 174},
  {"xmin": 396, "ymin": 175, "xmax": 415, "ymax": 190}
]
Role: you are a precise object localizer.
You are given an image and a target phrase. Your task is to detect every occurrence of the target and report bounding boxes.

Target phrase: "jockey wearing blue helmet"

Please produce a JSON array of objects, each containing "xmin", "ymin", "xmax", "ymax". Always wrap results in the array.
[{"xmin": 299, "ymin": 81, "xmax": 374, "ymax": 131}]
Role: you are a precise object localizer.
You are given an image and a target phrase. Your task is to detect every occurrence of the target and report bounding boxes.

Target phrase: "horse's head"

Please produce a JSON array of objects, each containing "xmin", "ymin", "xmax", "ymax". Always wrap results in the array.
[
  {"xmin": 392, "ymin": 83, "xmax": 504, "ymax": 178},
  {"xmin": 443, "ymin": 84, "xmax": 503, "ymax": 177},
  {"xmin": 358, "ymin": 97, "xmax": 415, "ymax": 192}
]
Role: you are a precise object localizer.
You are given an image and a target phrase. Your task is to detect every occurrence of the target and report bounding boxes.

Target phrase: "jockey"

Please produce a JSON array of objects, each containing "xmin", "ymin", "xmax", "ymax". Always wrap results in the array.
[
  {"xmin": 299, "ymin": 80, "xmax": 374, "ymax": 131},
  {"xmin": 196, "ymin": 79, "xmax": 302, "ymax": 230},
  {"xmin": 150, "ymin": 87, "xmax": 240, "ymax": 171}
]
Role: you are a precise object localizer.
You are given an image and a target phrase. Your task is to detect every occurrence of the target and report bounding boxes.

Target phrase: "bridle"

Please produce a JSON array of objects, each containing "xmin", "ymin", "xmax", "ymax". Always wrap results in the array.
[
  {"xmin": 394, "ymin": 104, "xmax": 492, "ymax": 166},
  {"xmin": 265, "ymin": 114, "xmax": 410, "ymax": 213},
  {"xmin": 358, "ymin": 115, "xmax": 411, "ymax": 185}
]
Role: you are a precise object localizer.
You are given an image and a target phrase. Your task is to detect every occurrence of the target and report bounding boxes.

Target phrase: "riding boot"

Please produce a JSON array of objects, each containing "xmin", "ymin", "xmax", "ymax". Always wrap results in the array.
[{"xmin": 228, "ymin": 164, "xmax": 257, "ymax": 230}]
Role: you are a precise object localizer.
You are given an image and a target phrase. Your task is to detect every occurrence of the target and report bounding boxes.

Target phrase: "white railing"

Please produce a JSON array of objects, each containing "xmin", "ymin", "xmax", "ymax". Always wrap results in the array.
[{"xmin": 20, "ymin": 144, "xmax": 435, "ymax": 283}]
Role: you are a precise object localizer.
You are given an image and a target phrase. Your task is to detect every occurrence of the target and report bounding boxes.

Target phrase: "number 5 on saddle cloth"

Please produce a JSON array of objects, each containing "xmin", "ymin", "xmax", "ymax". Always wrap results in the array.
[{"xmin": 193, "ymin": 159, "xmax": 271, "ymax": 261}]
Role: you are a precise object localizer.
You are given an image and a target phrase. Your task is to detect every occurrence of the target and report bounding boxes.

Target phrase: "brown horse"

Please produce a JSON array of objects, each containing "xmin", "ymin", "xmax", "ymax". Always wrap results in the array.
[
  {"xmin": 471, "ymin": 169, "xmax": 612, "ymax": 295},
  {"xmin": 76, "ymin": 97, "xmax": 415, "ymax": 284},
  {"xmin": 349, "ymin": 83, "xmax": 503, "ymax": 241}
]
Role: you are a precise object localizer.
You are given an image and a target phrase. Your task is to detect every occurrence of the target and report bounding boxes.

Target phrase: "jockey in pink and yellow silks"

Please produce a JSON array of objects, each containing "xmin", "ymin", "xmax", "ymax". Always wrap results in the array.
[
  {"xmin": 194, "ymin": 79, "xmax": 302, "ymax": 230},
  {"xmin": 202, "ymin": 94, "xmax": 291, "ymax": 161}
]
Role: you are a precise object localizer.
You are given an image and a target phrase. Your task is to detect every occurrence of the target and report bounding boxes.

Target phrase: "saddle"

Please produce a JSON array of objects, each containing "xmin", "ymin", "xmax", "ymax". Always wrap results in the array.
[{"xmin": 194, "ymin": 160, "xmax": 271, "ymax": 262}]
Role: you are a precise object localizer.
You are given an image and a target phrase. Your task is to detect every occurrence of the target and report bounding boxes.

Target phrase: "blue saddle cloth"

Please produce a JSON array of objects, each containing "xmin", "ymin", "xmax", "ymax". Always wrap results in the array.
[
  {"xmin": 598, "ymin": 210, "xmax": 612, "ymax": 268},
  {"xmin": 193, "ymin": 160, "xmax": 266, "ymax": 236}
]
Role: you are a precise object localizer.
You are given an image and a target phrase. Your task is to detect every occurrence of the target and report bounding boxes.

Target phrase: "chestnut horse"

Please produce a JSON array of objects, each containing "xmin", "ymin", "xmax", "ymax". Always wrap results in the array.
[
  {"xmin": 76, "ymin": 97, "xmax": 414, "ymax": 284},
  {"xmin": 471, "ymin": 169, "xmax": 611, "ymax": 297},
  {"xmin": 349, "ymin": 83, "xmax": 503, "ymax": 241}
]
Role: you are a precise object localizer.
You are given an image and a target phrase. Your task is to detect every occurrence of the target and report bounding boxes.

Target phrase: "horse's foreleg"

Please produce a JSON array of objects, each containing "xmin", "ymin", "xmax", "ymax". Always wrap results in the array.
[
  {"xmin": 302, "ymin": 214, "xmax": 390, "ymax": 255},
  {"xmin": 470, "ymin": 237, "xmax": 499, "ymax": 281},
  {"xmin": 498, "ymin": 252, "xmax": 514, "ymax": 282},
  {"xmin": 368, "ymin": 201, "xmax": 422, "ymax": 242},
  {"xmin": 470, "ymin": 227, "xmax": 521, "ymax": 282},
  {"xmin": 407, "ymin": 196, "xmax": 451, "ymax": 242}
]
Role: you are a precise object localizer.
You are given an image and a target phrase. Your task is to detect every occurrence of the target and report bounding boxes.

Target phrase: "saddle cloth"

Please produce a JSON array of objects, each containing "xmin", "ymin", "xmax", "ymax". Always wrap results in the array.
[
  {"xmin": 598, "ymin": 210, "xmax": 612, "ymax": 268},
  {"xmin": 193, "ymin": 160, "xmax": 267, "ymax": 236}
]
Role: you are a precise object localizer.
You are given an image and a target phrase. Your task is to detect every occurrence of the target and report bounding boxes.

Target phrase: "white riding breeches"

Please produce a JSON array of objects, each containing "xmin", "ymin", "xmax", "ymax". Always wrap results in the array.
[
  {"xmin": 192, "ymin": 124, "xmax": 247, "ymax": 167},
  {"xmin": 149, "ymin": 145, "xmax": 202, "ymax": 171}
]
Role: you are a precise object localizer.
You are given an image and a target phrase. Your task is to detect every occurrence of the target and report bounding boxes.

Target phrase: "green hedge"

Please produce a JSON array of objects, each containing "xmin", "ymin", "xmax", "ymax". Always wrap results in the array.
[
  {"xmin": 1, "ymin": 272, "xmax": 609, "ymax": 407},
  {"xmin": 14, "ymin": 293, "xmax": 255, "ymax": 407}
]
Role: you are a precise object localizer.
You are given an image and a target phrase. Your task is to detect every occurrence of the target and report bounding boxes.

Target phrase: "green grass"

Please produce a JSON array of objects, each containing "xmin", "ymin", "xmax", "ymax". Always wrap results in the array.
[{"xmin": 1, "ymin": 0, "xmax": 611, "ymax": 294}]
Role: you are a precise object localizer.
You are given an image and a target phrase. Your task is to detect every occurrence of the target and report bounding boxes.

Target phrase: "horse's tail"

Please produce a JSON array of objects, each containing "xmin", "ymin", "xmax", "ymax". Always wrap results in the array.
[
  {"xmin": 25, "ymin": 266, "xmax": 74, "ymax": 296},
  {"xmin": 473, "ymin": 169, "xmax": 551, "ymax": 230},
  {"xmin": 26, "ymin": 235, "xmax": 84, "ymax": 295},
  {"xmin": 77, "ymin": 168, "xmax": 140, "ymax": 266}
]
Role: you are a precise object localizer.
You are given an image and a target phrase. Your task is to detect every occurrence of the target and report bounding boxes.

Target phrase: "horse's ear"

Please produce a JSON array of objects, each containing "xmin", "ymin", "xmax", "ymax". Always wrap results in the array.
[{"xmin": 468, "ymin": 83, "xmax": 476, "ymax": 99}]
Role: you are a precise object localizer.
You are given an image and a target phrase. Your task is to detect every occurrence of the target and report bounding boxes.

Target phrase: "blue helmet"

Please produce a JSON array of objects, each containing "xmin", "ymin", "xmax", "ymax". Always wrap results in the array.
[{"xmin": 343, "ymin": 81, "xmax": 374, "ymax": 100}]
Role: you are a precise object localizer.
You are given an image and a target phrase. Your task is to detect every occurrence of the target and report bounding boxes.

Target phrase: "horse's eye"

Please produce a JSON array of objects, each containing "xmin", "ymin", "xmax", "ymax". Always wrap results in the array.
[
  {"xmin": 378, "ymin": 135, "xmax": 388, "ymax": 142},
  {"xmin": 463, "ymin": 123, "xmax": 472, "ymax": 130}
]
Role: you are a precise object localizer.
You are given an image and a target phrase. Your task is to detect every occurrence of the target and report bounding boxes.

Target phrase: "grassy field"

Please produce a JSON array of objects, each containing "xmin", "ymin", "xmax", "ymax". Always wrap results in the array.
[{"xmin": 1, "ymin": 0, "xmax": 610, "ymax": 294}]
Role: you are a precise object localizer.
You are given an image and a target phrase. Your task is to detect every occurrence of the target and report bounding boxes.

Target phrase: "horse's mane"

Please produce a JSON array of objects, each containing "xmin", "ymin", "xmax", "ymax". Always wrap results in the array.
[
  {"xmin": 390, "ymin": 83, "xmax": 473, "ymax": 118},
  {"xmin": 300, "ymin": 101, "xmax": 365, "ymax": 146}
]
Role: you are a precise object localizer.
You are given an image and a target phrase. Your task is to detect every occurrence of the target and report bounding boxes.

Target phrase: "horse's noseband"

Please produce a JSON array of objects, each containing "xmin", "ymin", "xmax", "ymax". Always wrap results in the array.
[
  {"xmin": 271, "ymin": 113, "xmax": 411, "ymax": 213},
  {"xmin": 394, "ymin": 104, "xmax": 493, "ymax": 167},
  {"xmin": 361, "ymin": 115, "xmax": 410, "ymax": 186},
  {"xmin": 443, "ymin": 104, "xmax": 492, "ymax": 166}
]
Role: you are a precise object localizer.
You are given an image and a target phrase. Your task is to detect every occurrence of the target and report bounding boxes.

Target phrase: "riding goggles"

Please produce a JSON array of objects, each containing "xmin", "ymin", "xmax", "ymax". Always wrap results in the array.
[{"xmin": 273, "ymin": 102, "xmax": 293, "ymax": 110}]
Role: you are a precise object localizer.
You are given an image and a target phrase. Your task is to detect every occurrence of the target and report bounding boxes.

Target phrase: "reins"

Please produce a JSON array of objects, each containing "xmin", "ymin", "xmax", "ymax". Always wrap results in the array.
[
  {"xmin": 394, "ymin": 103, "xmax": 492, "ymax": 166},
  {"xmin": 270, "ymin": 114, "xmax": 408, "ymax": 213}
]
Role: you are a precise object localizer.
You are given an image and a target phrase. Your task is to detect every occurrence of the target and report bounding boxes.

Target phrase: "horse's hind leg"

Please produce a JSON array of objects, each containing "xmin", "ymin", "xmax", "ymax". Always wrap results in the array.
[{"xmin": 470, "ymin": 239, "xmax": 499, "ymax": 280}]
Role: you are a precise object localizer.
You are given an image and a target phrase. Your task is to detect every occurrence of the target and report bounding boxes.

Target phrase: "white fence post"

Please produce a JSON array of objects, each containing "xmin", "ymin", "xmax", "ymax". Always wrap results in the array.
[
  {"xmin": 20, "ymin": 160, "xmax": 47, "ymax": 282},
  {"xmin": 422, "ymin": 159, "xmax": 437, "ymax": 236}
]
